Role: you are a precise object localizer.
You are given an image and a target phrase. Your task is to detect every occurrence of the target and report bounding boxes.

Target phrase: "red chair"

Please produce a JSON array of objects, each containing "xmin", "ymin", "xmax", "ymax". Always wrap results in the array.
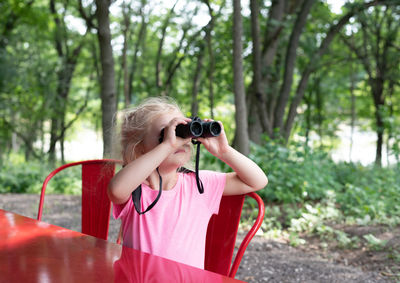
[
  {"xmin": 37, "ymin": 159, "xmax": 122, "ymax": 241},
  {"xmin": 205, "ymin": 193, "xmax": 265, "ymax": 278},
  {"xmin": 38, "ymin": 159, "xmax": 265, "ymax": 278}
]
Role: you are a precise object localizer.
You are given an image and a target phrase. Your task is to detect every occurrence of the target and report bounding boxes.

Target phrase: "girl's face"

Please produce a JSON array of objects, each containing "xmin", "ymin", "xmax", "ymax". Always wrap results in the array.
[{"xmin": 141, "ymin": 110, "xmax": 192, "ymax": 169}]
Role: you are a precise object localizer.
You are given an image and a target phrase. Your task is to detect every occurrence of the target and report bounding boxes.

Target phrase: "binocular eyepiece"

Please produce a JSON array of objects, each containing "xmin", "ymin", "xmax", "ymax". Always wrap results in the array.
[{"xmin": 159, "ymin": 117, "xmax": 221, "ymax": 143}]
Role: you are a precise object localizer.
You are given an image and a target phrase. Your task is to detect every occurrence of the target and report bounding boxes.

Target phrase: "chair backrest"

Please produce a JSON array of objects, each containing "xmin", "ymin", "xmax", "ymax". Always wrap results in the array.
[
  {"xmin": 38, "ymin": 159, "xmax": 121, "ymax": 241},
  {"xmin": 204, "ymin": 192, "xmax": 265, "ymax": 278},
  {"xmin": 39, "ymin": 160, "xmax": 264, "ymax": 276}
]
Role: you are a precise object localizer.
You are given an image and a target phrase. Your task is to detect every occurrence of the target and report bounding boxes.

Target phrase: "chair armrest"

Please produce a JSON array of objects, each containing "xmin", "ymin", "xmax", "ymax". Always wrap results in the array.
[{"xmin": 229, "ymin": 192, "xmax": 265, "ymax": 278}]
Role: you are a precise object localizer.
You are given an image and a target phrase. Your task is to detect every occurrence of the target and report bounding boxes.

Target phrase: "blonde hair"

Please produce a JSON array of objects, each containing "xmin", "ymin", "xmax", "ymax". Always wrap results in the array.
[{"xmin": 114, "ymin": 97, "xmax": 183, "ymax": 165}]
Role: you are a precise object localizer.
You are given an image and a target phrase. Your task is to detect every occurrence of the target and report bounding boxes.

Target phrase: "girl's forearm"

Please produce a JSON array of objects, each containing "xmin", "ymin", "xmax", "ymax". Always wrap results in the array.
[
  {"xmin": 219, "ymin": 146, "xmax": 268, "ymax": 190},
  {"xmin": 107, "ymin": 143, "xmax": 172, "ymax": 204}
]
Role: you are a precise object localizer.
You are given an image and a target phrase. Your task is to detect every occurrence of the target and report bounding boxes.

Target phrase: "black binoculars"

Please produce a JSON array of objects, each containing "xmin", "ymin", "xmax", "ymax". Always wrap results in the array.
[{"xmin": 159, "ymin": 117, "xmax": 221, "ymax": 143}]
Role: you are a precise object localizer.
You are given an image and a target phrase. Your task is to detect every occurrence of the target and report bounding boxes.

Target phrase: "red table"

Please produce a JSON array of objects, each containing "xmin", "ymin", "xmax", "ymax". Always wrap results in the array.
[{"xmin": 0, "ymin": 209, "xmax": 244, "ymax": 282}]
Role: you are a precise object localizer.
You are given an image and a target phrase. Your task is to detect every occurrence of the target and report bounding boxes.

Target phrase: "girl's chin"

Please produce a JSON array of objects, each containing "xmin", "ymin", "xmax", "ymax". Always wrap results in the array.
[{"xmin": 160, "ymin": 157, "xmax": 190, "ymax": 170}]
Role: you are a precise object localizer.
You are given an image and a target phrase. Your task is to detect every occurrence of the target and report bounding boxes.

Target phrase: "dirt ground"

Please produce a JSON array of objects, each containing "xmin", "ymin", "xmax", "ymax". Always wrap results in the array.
[{"xmin": 1, "ymin": 194, "xmax": 399, "ymax": 282}]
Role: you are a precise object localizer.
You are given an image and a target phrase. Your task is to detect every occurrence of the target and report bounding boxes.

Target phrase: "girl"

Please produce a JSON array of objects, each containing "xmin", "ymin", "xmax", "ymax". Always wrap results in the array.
[{"xmin": 108, "ymin": 97, "xmax": 268, "ymax": 269}]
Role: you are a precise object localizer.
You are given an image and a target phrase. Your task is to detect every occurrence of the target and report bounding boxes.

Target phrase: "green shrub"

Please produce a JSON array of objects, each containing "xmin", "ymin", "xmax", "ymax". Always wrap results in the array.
[
  {"xmin": 3, "ymin": 139, "xmax": 400, "ymax": 234},
  {"xmin": 0, "ymin": 160, "xmax": 81, "ymax": 195},
  {"xmin": 0, "ymin": 161, "xmax": 46, "ymax": 193},
  {"xmin": 248, "ymin": 140, "xmax": 341, "ymax": 203},
  {"xmin": 335, "ymin": 163, "xmax": 400, "ymax": 223},
  {"xmin": 200, "ymin": 138, "xmax": 400, "ymax": 230}
]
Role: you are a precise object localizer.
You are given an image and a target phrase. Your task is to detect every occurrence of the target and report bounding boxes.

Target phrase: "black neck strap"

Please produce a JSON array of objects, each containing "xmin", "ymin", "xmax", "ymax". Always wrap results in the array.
[
  {"xmin": 132, "ymin": 168, "xmax": 162, "ymax": 215},
  {"xmin": 192, "ymin": 140, "xmax": 204, "ymax": 194},
  {"xmin": 132, "ymin": 142, "xmax": 205, "ymax": 215}
]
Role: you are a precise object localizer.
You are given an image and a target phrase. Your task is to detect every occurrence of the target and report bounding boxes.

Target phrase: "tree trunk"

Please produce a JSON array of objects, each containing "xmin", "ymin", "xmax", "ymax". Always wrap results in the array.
[
  {"xmin": 386, "ymin": 80, "xmax": 394, "ymax": 165},
  {"xmin": 274, "ymin": 0, "xmax": 314, "ymax": 137},
  {"xmin": 304, "ymin": 90, "xmax": 311, "ymax": 148},
  {"xmin": 349, "ymin": 50, "xmax": 356, "ymax": 162},
  {"xmin": 128, "ymin": 0, "xmax": 148, "ymax": 103},
  {"xmin": 121, "ymin": 2, "xmax": 132, "ymax": 107},
  {"xmin": 314, "ymin": 75, "xmax": 324, "ymax": 149},
  {"xmin": 48, "ymin": 61, "xmax": 77, "ymax": 162},
  {"xmin": 282, "ymin": 1, "xmax": 385, "ymax": 142},
  {"xmin": 206, "ymin": 26, "xmax": 215, "ymax": 119},
  {"xmin": 375, "ymin": 112, "xmax": 384, "ymax": 166},
  {"xmin": 203, "ymin": 2, "xmax": 216, "ymax": 119},
  {"xmin": 232, "ymin": 0, "xmax": 249, "ymax": 155},
  {"xmin": 263, "ymin": 0, "xmax": 287, "ymax": 125},
  {"xmin": 48, "ymin": 0, "xmax": 85, "ymax": 162},
  {"xmin": 371, "ymin": 78, "xmax": 385, "ymax": 166},
  {"xmin": 155, "ymin": 0, "xmax": 178, "ymax": 95},
  {"xmin": 191, "ymin": 43, "xmax": 205, "ymax": 116},
  {"xmin": 248, "ymin": 0, "xmax": 285, "ymax": 141},
  {"xmin": 249, "ymin": 0, "xmax": 272, "ymax": 143},
  {"xmin": 340, "ymin": 3, "xmax": 399, "ymax": 166},
  {"xmin": 96, "ymin": 0, "xmax": 116, "ymax": 158}
]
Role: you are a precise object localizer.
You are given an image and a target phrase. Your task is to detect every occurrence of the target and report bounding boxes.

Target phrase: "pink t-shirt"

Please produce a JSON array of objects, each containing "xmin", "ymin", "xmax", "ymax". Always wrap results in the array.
[{"xmin": 113, "ymin": 170, "xmax": 226, "ymax": 269}]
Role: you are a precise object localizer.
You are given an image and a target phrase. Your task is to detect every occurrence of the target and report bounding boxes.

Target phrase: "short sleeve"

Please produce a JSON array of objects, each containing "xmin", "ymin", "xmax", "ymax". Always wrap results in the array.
[
  {"xmin": 112, "ymin": 198, "xmax": 133, "ymax": 219},
  {"xmin": 199, "ymin": 170, "xmax": 226, "ymax": 215}
]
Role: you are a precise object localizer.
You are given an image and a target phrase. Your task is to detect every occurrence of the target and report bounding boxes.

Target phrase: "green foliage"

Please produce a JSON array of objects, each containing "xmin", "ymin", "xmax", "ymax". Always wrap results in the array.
[
  {"xmin": 363, "ymin": 234, "xmax": 388, "ymax": 251},
  {"xmin": 388, "ymin": 250, "xmax": 400, "ymax": 263},
  {"xmin": 0, "ymin": 157, "xmax": 81, "ymax": 195},
  {"xmin": 0, "ymin": 161, "xmax": 44, "ymax": 194},
  {"xmin": 202, "ymin": 138, "xmax": 400, "ymax": 244},
  {"xmin": 249, "ymin": 139, "xmax": 341, "ymax": 203},
  {"xmin": 335, "ymin": 163, "xmax": 400, "ymax": 224}
]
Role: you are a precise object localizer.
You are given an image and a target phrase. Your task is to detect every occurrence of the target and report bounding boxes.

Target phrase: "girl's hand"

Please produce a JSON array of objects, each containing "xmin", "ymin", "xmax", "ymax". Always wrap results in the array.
[
  {"xmin": 162, "ymin": 117, "xmax": 192, "ymax": 150},
  {"xmin": 197, "ymin": 120, "xmax": 230, "ymax": 159}
]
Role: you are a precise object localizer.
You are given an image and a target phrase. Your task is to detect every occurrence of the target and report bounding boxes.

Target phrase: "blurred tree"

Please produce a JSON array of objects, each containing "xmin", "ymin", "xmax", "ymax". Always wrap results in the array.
[
  {"xmin": 247, "ymin": 0, "xmax": 396, "ymax": 145},
  {"xmin": 79, "ymin": 0, "xmax": 116, "ymax": 158},
  {"xmin": 0, "ymin": 0, "xmax": 55, "ymax": 161},
  {"xmin": 47, "ymin": 0, "xmax": 88, "ymax": 163},
  {"xmin": 232, "ymin": 0, "xmax": 250, "ymax": 154},
  {"xmin": 341, "ymin": 4, "xmax": 400, "ymax": 166},
  {"xmin": 1, "ymin": 0, "xmax": 399, "ymax": 165}
]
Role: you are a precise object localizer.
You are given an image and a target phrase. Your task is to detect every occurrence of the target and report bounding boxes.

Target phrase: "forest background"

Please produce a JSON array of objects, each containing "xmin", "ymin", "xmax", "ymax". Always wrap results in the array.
[{"xmin": 1, "ymin": 0, "xmax": 400, "ymax": 277}]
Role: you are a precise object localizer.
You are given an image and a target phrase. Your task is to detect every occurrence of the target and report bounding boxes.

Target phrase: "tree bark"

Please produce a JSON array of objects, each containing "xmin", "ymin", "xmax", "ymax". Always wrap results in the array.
[
  {"xmin": 191, "ymin": 42, "xmax": 205, "ymax": 116},
  {"xmin": 202, "ymin": 0, "xmax": 225, "ymax": 118},
  {"xmin": 206, "ymin": 25, "xmax": 215, "ymax": 119},
  {"xmin": 121, "ymin": 2, "xmax": 132, "ymax": 107},
  {"xmin": 282, "ymin": 0, "xmax": 390, "ymax": 143},
  {"xmin": 203, "ymin": 1, "xmax": 216, "ymax": 119},
  {"xmin": 263, "ymin": 0, "xmax": 289, "ymax": 123},
  {"xmin": 314, "ymin": 75, "xmax": 324, "ymax": 149},
  {"xmin": 95, "ymin": 0, "xmax": 116, "ymax": 158},
  {"xmin": 249, "ymin": 0, "xmax": 272, "ymax": 143},
  {"xmin": 128, "ymin": 0, "xmax": 148, "ymax": 103},
  {"xmin": 349, "ymin": 45, "xmax": 356, "ymax": 162},
  {"xmin": 248, "ymin": 0, "xmax": 285, "ymax": 142},
  {"xmin": 232, "ymin": 0, "xmax": 249, "ymax": 155},
  {"xmin": 273, "ymin": 0, "xmax": 314, "ymax": 137},
  {"xmin": 155, "ymin": 0, "xmax": 178, "ymax": 95},
  {"xmin": 48, "ymin": 0, "xmax": 85, "ymax": 162},
  {"xmin": 386, "ymin": 79, "xmax": 395, "ymax": 165},
  {"xmin": 339, "ymin": 3, "xmax": 398, "ymax": 165}
]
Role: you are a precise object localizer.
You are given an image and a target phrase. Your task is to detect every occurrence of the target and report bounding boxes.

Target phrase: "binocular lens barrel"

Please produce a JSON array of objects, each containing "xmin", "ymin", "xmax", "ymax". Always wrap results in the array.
[
  {"xmin": 201, "ymin": 121, "xmax": 221, "ymax": 138},
  {"xmin": 159, "ymin": 118, "xmax": 221, "ymax": 143},
  {"xmin": 176, "ymin": 120, "xmax": 203, "ymax": 138}
]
